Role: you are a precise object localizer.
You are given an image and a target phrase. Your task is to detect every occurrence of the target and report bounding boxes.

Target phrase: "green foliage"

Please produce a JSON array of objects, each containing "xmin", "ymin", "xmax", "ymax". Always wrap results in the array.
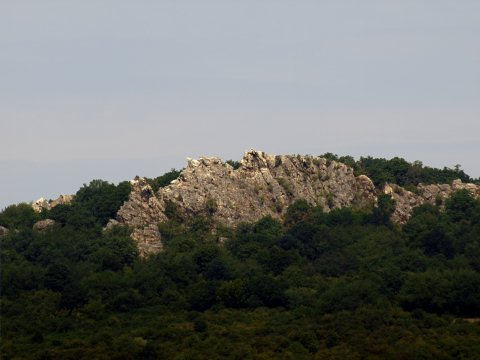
[
  {"xmin": 370, "ymin": 194, "xmax": 396, "ymax": 225},
  {"xmin": 226, "ymin": 159, "xmax": 241, "ymax": 170},
  {"xmin": 320, "ymin": 153, "xmax": 475, "ymax": 187},
  {"xmin": 404, "ymin": 191, "xmax": 480, "ymax": 260},
  {"xmin": 2, "ymin": 185, "xmax": 480, "ymax": 358},
  {"xmin": 0, "ymin": 203, "xmax": 40, "ymax": 230},
  {"xmin": 46, "ymin": 179, "xmax": 132, "ymax": 228},
  {"xmin": 445, "ymin": 189, "xmax": 479, "ymax": 222},
  {"xmin": 284, "ymin": 199, "xmax": 312, "ymax": 226},
  {"xmin": 164, "ymin": 200, "xmax": 183, "ymax": 222},
  {"xmin": 205, "ymin": 197, "xmax": 218, "ymax": 215},
  {"xmin": 217, "ymin": 279, "xmax": 251, "ymax": 308},
  {"xmin": 145, "ymin": 168, "xmax": 182, "ymax": 192},
  {"xmin": 400, "ymin": 269, "xmax": 480, "ymax": 316},
  {"xmin": 277, "ymin": 177, "xmax": 294, "ymax": 196},
  {"xmin": 321, "ymin": 152, "xmax": 356, "ymax": 168}
]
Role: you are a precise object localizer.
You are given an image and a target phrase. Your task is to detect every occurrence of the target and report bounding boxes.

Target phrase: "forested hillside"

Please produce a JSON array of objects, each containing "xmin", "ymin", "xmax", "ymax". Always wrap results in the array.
[
  {"xmin": 320, "ymin": 153, "xmax": 478, "ymax": 187},
  {"xmin": 1, "ymin": 157, "xmax": 480, "ymax": 359}
]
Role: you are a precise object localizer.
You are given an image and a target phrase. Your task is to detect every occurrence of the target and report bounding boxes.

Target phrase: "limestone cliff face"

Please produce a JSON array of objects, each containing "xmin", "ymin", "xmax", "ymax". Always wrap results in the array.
[
  {"xmin": 112, "ymin": 150, "xmax": 377, "ymax": 254},
  {"xmin": 111, "ymin": 150, "xmax": 480, "ymax": 254},
  {"xmin": 384, "ymin": 179, "xmax": 480, "ymax": 224},
  {"xmin": 26, "ymin": 150, "xmax": 480, "ymax": 255},
  {"xmin": 111, "ymin": 177, "xmax": 167, "ymax": 254}
]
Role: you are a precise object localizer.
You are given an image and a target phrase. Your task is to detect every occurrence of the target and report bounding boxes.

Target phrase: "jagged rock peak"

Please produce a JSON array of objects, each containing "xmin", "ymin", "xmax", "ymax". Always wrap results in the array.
[{"xmin": 112, "ymin": 150, "xmax": 377, "ymax": 255}]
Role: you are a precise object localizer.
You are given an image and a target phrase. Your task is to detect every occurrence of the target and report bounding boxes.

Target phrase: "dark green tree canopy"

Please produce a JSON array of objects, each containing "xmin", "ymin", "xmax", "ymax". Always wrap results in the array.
[
  {"xmin": 1, "ymin": 166, "xmax": 480, "ymax": 359},
  {"xmin": 321, "ymin": 153, "xmax": 477, "ymax": 186}
]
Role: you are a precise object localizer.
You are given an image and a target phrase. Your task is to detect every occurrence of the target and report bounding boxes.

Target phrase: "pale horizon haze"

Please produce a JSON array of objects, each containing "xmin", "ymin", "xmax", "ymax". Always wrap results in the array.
[{"xmin": 1, "ymin": 1, "xmax": 479, "ymax": 209}]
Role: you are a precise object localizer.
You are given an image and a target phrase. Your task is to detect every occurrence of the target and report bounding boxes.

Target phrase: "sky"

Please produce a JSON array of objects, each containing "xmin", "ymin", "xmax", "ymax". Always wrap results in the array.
[{"xmin": 1, "ymin": 0, "xmax": 479, "ymax": 209}]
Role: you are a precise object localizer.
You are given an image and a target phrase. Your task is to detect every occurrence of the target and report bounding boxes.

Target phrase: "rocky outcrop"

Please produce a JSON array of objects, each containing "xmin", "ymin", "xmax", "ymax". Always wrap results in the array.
[
  {"xmin": 0, "ymin": 226, "xmax": 9, "ymax": 237},
  {"xmin": 114, "ymin": 178, "xmax": 167, "ymax": 254},
  {"xmin": 33, "ymin": 219, "xmax": 56, "ymax": 232},
  {"xmin": 112, "ymin": 150, "xmax": 377, "ymax": 254},
  {"xmin": 32, "ymin": 194, "xmax": 74, "ymax": 213},
  {"xmin": 32, "ymin": 198, "xmax": 50, "ymax": 212},
  {"xmin": 110, "ymin": 150, "xmax": 480, "ymax": 254},
  {"xmin": 384, "ymin": 179, "xmax": 480, "ymax": 223}
]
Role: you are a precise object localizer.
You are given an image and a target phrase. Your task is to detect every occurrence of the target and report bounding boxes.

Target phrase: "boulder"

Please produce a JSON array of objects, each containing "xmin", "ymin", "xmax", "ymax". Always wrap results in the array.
[
  {"xmin": 33, "ymin": 219, "xmax": 56, "ymax": 232},
  {"xmin": 0, "ymin": 226, "xmax": 9, "ymax": 237}
]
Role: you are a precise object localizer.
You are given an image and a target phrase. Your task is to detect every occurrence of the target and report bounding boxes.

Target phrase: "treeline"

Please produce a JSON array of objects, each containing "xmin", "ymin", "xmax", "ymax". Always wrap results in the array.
[
  {"xmin": 0, "ymin": 179, "xmax": 131, "ymax": 231},
  {"xmin": 0, "ymin": 168, "xmax": 187, "ymax": 231},
  {"xmin": 321, "ymin": 153, "xmax": 478, "ymax": 187},
  {"xmin": 1, "ymin": 185, "xmax": 480, "ymax": 358}
]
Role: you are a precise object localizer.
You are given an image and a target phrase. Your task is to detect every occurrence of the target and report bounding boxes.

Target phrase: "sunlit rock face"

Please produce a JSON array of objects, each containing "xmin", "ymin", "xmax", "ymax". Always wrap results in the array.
[
  {"xmin": 112, "ymin": 150, "xmax": 378, "ymax": 255},
  {"xmin": 25, "ymin": 150, "xmax": 480, "ymax": 255},
  {"xmin": 32, "ymin": 194, "xmax": 74, "ymax": 213}
]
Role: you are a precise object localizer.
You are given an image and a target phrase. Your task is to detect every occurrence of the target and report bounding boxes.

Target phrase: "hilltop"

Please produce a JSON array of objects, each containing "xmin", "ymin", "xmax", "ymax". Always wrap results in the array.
[
  {"xmin": 2, "ymin": 151, "xmax": 480, "ymax": 359},
  {"xmin": 108, "ymin": 150, "xmax": 480, "ymax": 254},
  {"xmin": 27, "ymin": 150, "xmax": 480, "ymax": 255}
]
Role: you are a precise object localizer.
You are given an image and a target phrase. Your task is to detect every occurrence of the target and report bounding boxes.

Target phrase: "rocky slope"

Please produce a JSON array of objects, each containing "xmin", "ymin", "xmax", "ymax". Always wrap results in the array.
[
  {"xmin": 110, "ymin": 150, "xmax": 379, "ymax": 254},
  {"xmin": 384, "ymin": 179, "xmax": 480, "ymax": 223},
  {"xmin": 112, "ymin": 151, "xmax": 480, "ymax": 255}
]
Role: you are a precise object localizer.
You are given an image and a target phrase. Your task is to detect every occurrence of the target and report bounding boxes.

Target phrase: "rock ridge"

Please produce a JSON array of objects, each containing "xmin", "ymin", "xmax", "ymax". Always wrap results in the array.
[
  {"xmin": 25, "ymin": 151, "xmax": 480, "ymax": 255},
  {"xmin": 112, "ymin": 150, "xmax": 378, "ymax": 254}
]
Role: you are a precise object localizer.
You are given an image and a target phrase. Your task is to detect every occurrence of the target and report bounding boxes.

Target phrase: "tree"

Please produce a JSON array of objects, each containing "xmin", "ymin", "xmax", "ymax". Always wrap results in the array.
[
  {"xmin": 369, "ymin": 194, "xmax": 395, "ymax": 225},
  {"xmin": 0, "ymin": 203, "xmax": 39, "ymax": 229},
  {"xmin": 445, "ymin": 189, "xmax": 478, "ymax": 222},
  {"xmin": 284, "ymin": 199, "xmax": 312, "ymax": 226},
  {"xmin": 404, "ymin": 204, "xmax": 455, "ymax": 257},
  {"xmin": 145, "ymin": 169, "xmax": 182, "ymax": 192},
  {"xmin": 217, "ymin": 279, "xmax": 251, "ymax": 308}
]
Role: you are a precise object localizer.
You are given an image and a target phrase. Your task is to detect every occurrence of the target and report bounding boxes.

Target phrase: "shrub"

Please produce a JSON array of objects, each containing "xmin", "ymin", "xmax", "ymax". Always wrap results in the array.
[
  {"xmin": 206, "ymin": 197, "xmax": 218, "ymax": 215},
  {"xmin": 277, "ymin": 178, "xmax": 294, "ymax": 196},
  {"xmin": 226, "ymin": 160, "xmax": 241, "ymax": 170},
  {"xmin": 145, "ymin": 169, "xmax": 182, "ymax": 193}
]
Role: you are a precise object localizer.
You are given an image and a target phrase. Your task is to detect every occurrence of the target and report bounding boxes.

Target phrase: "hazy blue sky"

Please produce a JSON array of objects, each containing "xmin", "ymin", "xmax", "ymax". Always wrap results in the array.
[{"xmin": 1, "ymin": 1, "xmax": 479, "ymax": 208}]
